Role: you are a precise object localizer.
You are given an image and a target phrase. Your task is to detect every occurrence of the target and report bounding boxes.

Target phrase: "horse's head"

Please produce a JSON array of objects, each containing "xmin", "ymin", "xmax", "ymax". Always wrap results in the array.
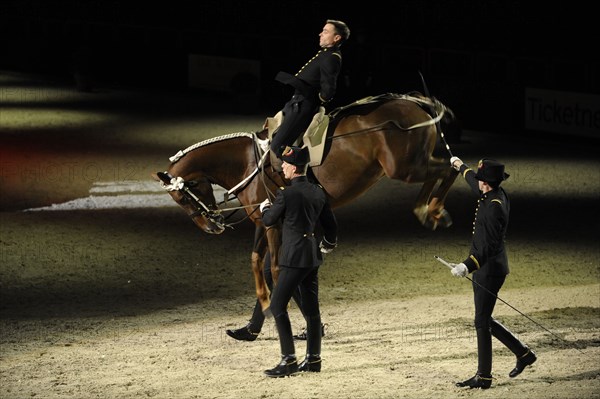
[{"xmin": 152, "ymin": 171, "xmax": 226, "ymax": 234}]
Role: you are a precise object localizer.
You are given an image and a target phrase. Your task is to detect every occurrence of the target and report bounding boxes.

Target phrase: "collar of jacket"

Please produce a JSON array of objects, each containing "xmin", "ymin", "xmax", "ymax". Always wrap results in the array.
[
  {"xmin": 290, "ymin": 175, "xmax": 309, "ymax": 185},
  {"xmin": 321, "ymin": 45, "xmax": 341, "ymax": 52}
]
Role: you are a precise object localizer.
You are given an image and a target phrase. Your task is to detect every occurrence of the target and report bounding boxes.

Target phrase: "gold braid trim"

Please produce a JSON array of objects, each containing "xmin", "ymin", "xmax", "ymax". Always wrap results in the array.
[
  {"xmin": 469, "ymin": 255, "xmax": 480, "ymax": 269},
  {"xmin": 518, "ymin": 349, "xmax": 532, "ymax": 359}
]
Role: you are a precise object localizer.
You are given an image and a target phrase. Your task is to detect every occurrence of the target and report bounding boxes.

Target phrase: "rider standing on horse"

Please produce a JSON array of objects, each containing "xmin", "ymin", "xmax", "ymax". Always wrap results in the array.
[{"xmin": 270, "ymin": 19, "xmax": 350, "ymax": 156}]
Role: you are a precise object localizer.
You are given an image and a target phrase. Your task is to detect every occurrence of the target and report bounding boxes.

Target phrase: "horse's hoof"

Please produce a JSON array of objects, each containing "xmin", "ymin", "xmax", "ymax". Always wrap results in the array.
[
  {"xmin": 436, "ymin": 209, "xmax": 453, "ymax": 229},
  {"xmin": 422, "ymin": 217, "xmax": 437, "ymax": 231},
  {"xmin": 263, "ymin": 307, "xmax": 273, "ymax": 319},
  {"xmin": 413, "ymin": 206, "xmax": 428, "ymax": 225}
]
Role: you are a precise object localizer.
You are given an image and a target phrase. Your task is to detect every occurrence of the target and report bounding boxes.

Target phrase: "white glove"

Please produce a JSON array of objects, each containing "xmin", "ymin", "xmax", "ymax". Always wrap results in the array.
[
  {"xmin": 259, "ymin": 198, "xmax": 271, "ymax": 213},
  {"xmin": 450, "ymin": 262, "xmax": 469, "ymax": 277},
  {"xmin": 319, "ymin": 238, "xmax": 337, "ymax": 254},
  {"xmin": 450, "ymin": 156, "xmax": 462, "ymax": 171}
]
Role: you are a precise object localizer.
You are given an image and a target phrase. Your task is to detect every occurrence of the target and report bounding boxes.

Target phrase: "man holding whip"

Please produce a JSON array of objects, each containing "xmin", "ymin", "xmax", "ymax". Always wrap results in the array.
[{"xmin": 444, "ymin": 156, "xmax": 537, "ymax": 389}]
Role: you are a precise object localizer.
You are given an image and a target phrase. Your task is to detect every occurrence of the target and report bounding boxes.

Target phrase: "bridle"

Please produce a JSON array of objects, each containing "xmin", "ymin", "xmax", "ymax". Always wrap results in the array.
[
  {"xmin": 157, "ymin": 135, "xmax": 278, "ymax": 230},
  {"xmin": 159, "ymin": 174, "xmax": 227, "ymax": 230}
]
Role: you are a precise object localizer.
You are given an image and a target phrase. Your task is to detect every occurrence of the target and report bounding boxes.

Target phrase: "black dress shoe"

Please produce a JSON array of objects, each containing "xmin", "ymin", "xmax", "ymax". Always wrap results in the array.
[
  {"xmin": 264, "ymin": 356, "xmax": 298, "ymax": 378},
  {"xmin": 293, "ymin": 323, "xmax": 326, "ymax": 340},
  {"xmin": 455, "ymin": 374, "xmax": 492, "ymax": 389},
  {"xmin": 298, "ymin": 355, "xmax": 321, "ymax": 372},
  {"xmin": 225, "ymin": 324, "xmax": 259, "ymax": 341},
  {"xmin": 509, "ymin": 349, "xmax": 537, "ymax": 378}
]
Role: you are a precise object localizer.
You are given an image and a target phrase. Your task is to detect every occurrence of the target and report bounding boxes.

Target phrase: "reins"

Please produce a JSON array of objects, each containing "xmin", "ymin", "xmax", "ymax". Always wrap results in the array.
[
  {"xmin": 330, "ymin": 112, "xmax": 446, "ymax": 141},
  {"xmin": 327, "ymin": 94, "xmax": 447, "ymax": 141},
  {"xmin": 212, "ymin": 135, "xmax": 280, "ymax": 228},
  {"xmin": 418, "ymin": 72, "xmax": 454, "ymax": 158}
]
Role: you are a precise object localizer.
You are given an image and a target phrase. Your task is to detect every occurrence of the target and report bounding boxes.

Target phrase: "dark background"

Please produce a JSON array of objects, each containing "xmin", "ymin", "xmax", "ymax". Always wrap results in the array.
[{"xmin": 1, "ymin": 1, "xmax": 597, "ymax": 133}]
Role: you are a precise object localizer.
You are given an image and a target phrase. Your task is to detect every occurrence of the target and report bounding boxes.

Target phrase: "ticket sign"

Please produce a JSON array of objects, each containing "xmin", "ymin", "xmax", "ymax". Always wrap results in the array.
[{"xmin": 525, "ymin": 88, "xmax": 600, "ymax": 138}]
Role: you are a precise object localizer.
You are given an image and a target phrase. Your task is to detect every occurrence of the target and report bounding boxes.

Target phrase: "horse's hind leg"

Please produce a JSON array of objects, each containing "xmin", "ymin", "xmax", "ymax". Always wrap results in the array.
[
  {"xmin": 413, "ymin": 158, "xmax": 458, "ymax": 230},
  {"xmin": 426, "ymin": 158, "xmax": 458, "ymax": 229},
  {"xmin": 413, "ymin": 178, "xmax": 438, "ymax": 230},
  {"xmin": 430, "ymin": 173, "xmax": 458, "ymax": 227}
]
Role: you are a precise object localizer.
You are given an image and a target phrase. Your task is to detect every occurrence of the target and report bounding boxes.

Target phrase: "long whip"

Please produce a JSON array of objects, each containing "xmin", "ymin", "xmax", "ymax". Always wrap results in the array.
[{"xmin": 435, "ymin": 255, "xmax": 591, "ymax": 357}]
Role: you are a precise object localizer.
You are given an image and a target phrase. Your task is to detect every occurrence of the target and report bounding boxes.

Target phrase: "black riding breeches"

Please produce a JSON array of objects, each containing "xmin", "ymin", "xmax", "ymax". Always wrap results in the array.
[
  {"xmin": 270, "ymin": 265, "xmax": 320, "ymax": 357},
  {"xmin": 270, "ymin": 94, "xmax": 318, "ymax": 154},
  {"xmin": 270, "ymin": 265, "xmax": 319, "ymax": 319},
  {"xmin": 472, "ymin": 274, "xmax": 505, "ymax": 330},
  {"xmin": 247, "ymin": 253, "xmax": 302, "ymax": 331}
]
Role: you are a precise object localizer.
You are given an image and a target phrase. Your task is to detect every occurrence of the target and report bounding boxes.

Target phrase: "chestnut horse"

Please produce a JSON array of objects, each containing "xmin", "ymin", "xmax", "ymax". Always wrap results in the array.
[{"xmin": 153, "ymin": 93, "xmax": 458, "ymax": 311}]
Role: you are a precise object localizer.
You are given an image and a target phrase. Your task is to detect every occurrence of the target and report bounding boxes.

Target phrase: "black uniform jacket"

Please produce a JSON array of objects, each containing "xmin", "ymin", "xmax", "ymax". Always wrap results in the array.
[
  {"xmin": 458, "ymin": 164, "xmax": 510, "ymax": 277},
  {"xmin": 262, "ymin": 176, "xmax": 338, "ymax": 269},
  {"xmin": 276, "ymin": 45, "xmax": 342, "ymax": 104}
]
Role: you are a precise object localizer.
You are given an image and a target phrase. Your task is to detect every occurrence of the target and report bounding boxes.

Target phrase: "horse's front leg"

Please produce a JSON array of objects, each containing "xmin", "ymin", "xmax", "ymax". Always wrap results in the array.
[
  {"xmin": 251, "ymin": 223, "xmax": 270, "ymax": 312},
  {"xmin": 265, "ymin": 224, "xmax": 281, "ymax": 285},
  {"xmin": 251, "ymin": 250, "xmax": 270, "ymax": 311},
  {"xmin": 258, "ymin": 225, "xmax": 281, "ymax": 317}
]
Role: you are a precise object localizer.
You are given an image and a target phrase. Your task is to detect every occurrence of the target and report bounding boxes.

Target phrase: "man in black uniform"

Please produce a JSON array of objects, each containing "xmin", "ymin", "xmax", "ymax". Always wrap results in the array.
[
  {"xmin": 270, "ymin": 19, "xmax": 350, "ymax": 155},
  {"xmin": 449, "ymin": 157, "xmax": 537, "ymax": 389},
  {"xmin": 260, "ymin": 146, "xmax": 338, "ymax": 377}
]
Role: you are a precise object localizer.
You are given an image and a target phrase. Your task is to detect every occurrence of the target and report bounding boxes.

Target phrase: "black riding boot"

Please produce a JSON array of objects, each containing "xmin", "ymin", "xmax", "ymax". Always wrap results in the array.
[
  {"xmin": 299, "ymin": 314, "xmax": 322, "ymax": 372},
  {"xmin": 264, "ymin": 355, "xmax": 298, "ymax": 378},
  {"xmin": 455, "ymin": 374, "xmax": 492, "ymax": 389},
  {"xmin": 490, "ymin": 318, "xmax": 527, "ymax": 356},
  {"xmin": 491, "ymin": 319, "xmax": 537, "ymax": 377},
  {"xmin": 264, "ymin": 313, "xmax": 298, "ymax": 377},
  {"xmin": 225, "ymin": 299, "xmax": 264, "ymax": 341},
  {"xmin": 457, "ymin": 327, "xmax": 493, "ymax": 389},
  {"xmin": 476, "ymin": 327, "xmax": 493, "ymax": 378},
  {"xmin": 274, "ymin": 313, "xmax": 296, "ymax": 359},
  {"xmin": 306, "ymin": 314, "xmax": 322, "ymax": 356},
  {"xmin": 249, "ymin": 299, "xmax": 266, "ymax": 330}
]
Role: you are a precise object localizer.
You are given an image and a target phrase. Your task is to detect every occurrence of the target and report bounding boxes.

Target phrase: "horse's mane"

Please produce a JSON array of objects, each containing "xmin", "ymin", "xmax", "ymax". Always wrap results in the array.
[{"xmin": 169, "ymin": 132, "xmax": 254, "ymax": 163}]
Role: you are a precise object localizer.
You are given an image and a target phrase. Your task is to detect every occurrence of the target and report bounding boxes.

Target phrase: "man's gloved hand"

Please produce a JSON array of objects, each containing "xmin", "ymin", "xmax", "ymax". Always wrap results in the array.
[
  {"xmin": 259, "ymin": 198, "xmax": 271, "ymax": 213},
  {"xmin": 319, "ymin": 238, "xmax": 337, "ymax": 254},
  {"xmin": 450, "ymin": 262, "xmax": 469, "ymax": 277},
  {"xmin": 450, "ymin": 156, "xmax": 462, "ymax": 171}
]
